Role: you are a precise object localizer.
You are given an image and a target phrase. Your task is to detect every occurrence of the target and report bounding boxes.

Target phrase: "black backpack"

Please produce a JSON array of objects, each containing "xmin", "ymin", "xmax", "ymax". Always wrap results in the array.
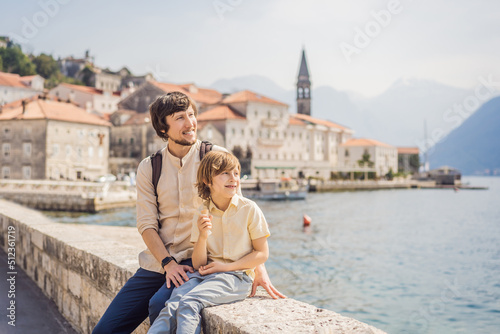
[{"xmin": 150, "ymin": 140, "xmax": 213, "ymax": 227}]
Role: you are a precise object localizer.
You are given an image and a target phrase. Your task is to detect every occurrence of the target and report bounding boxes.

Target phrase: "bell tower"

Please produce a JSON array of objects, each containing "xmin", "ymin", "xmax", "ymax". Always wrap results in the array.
[{"xmin": 297, "ymin": 48, "xmax": 311, "ymax": 115}]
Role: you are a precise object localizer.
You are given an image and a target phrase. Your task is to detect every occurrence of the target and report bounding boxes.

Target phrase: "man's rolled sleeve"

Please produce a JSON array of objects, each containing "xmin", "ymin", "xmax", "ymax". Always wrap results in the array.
[{"xmin": 136, "ymin": 158, "xmax": 160, "ymax": 235}]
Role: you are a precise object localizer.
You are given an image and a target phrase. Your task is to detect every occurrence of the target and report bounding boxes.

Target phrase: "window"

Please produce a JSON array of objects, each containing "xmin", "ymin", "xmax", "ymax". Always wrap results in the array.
[
  {"xmin": 2, "ymin": 167, "xmax": 10, "ymax": 179},
  {"xmin": 267, "ymin": 111, "xmax": 271, "ymax": 119},
  {"xmin": 207, "ymin": 128, "xmax": 213, "ymax": 140},
  {"xmin": 298, "ymin": 87, "xmax": 303, "ymax": 98},
  {"xmin": 345, "ymin": 150, "xmax": 349, "ymax": 157},
  {"xmin": 98, "ymin": 147, "xmax": 103, "ymax": 158},
  {"xmin": 22, "ymin": 166, "xmax": 31, "ymax": 180},
  {"xmin": 52, "ymin": 144, "xmax": 60, "ymax": 157},
  {"xmin": 66, "ymin": 145, "xmax": 72, "ymax": 157},
  {"xmin": 88, "ymin": 147, "xmax": 94, "ymax": 157},
  {"xmin": 130, "ymin": 137, "xmax": 134, "ymax": 144},
  {"xmin": 23, "ymin": 143, "xmax": 31, "ymax": 157},
  {"xmin": 24, "ymin": 127, "xmax": 32, "ymax": 136},
  {"xmin": 3, "ymin": 128, "xmax": 10, "ymax": 135},
  {"xmin": 2, "ymin": 143, "xmax": 10, "ymax": 158}
]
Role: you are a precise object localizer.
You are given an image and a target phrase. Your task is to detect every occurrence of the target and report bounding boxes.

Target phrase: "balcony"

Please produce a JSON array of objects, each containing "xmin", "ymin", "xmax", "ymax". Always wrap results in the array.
[
  {"xmin": 261, "ymin": 118, "xmax": 280, "ymax": 127},
  {"xmin": 257, "ymin": 137, "xmax": 284, "ymax": 147}
]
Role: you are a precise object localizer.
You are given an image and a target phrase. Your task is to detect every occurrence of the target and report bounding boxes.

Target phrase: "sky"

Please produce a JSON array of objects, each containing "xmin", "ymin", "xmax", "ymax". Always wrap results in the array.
[{"xmin": 1, "ymin": 0, "xmax": 500, "ymax": 97}]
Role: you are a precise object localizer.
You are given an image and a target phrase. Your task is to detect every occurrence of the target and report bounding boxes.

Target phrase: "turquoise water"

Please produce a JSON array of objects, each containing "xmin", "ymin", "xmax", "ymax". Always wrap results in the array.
[{"xmin": 44, "ymin": 177, "xmax": 500, "ymax": 333}]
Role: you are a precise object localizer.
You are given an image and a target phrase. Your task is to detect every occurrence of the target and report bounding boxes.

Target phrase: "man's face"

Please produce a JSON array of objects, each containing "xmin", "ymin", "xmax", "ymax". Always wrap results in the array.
[{"xmin": 165, "ymin": 106, "xmax": 197, "ymax": 146}]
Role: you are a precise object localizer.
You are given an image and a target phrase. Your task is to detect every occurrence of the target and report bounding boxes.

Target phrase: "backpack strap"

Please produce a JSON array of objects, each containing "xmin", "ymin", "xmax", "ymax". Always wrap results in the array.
[
  {"xmin": 150, "ymin": 149, "xmax": 163, "ymax": 227},
  {"xmin": 199, "ymin": 140, "xmax": 213, "ymax": 160}
]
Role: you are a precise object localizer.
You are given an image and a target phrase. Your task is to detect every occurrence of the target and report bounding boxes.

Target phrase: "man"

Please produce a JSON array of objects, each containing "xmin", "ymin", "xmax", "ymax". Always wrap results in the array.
[{"xmin": 93, "ymin": 92, "xmax": 284, "ymax": 334}]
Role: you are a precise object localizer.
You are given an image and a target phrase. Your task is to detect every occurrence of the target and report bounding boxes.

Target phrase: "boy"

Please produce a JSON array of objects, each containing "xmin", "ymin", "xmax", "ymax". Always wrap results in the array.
[{"xmin": 148, "ymin": 151, "xmax": 270, "ymax": 334}]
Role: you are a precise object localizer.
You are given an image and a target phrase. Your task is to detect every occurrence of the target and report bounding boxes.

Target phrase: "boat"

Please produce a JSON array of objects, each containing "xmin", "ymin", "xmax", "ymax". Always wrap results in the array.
[{"xmin": 241, "ymin": 177, "xmax": 308, "ymax": 200}]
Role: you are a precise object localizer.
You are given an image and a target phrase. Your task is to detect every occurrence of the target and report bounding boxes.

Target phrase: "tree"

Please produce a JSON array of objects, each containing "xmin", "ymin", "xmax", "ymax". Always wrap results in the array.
[
  {"xmin": 0, "ymin": 46, "xmax": 36, "ymax": 76},
  {"xmin": 232, "ymin": 145, "xmax": 244, "ymax": 160},
  {"xmin": 0, "ymin": 56, "xmax": 3, "ymax": 72},
  {"xmin": 357, "ymin": 152, "xmax": 374, "ymax": 168},
  {"xmin": 32, "ymin": 53, "xmax": 59, "ymax": 79}
]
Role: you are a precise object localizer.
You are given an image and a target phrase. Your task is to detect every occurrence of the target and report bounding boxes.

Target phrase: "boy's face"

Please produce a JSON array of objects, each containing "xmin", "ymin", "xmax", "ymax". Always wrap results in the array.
[
  {"xmin": 209, "ymin": 167, "xmax": 240, "ymax": 202},
  {"xmin": 165, "ymin": 106, "xmax": 197, "ymax": 146}
]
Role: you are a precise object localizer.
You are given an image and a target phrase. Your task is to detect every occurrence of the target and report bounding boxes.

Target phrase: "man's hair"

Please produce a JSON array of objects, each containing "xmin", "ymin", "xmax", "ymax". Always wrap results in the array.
[
  {"xmin": 196, "ymin": 151, "xmax": 241, "ymax": 201},
  {"xmin": 149, "ymin": 91, "xmax": 198, "ymax": 141}
]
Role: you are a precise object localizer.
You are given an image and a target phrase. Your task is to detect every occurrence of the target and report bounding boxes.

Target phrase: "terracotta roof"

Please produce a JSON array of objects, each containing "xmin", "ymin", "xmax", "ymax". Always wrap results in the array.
[
  {"xmin": 197, "ymin": 105, "xmax": 245, "ymax": 121},
  {"xmin": 397, "ymin": 147, "xmax": 419, "ymax": 154},
  {"xmin": 340, "ymin": 138, "xmax": 394, "ymax": 148},
  {"xmin": 289, "ymin": 117, "xmax": 306, "ymax": 126},
  {"xmin": 291, "ymin": 113, "xmax": 348, "ymax": 130},
  {"xmin": 58, "ymin": 83, "xmax": 103, "ymax": 95},
  {"xmin": 0, "ymin": 72, "xmax": 30, "ymax": 88},
  {"xmin": 0, "ymin": 97, "xmax": 111, "ymax": 126},
  {"xmin": 222, "ymin": 90, "xmax": 288, "ymax": 106},
  {"xmin": 150, "ymin": 81, "xmax": 222, "ymax": 105}
]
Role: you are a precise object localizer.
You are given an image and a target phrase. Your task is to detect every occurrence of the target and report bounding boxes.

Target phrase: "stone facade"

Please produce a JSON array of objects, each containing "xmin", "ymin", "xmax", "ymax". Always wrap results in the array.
[
  {"xmin": 197, "ymin": 97, "xmax": 354, "ymax": 180},
  {"xmin": 0, "ymin": 98, "xmax": 111, "ymax": 181},
  {"xmin": 50, "ymin": 83, "xmax": 121, "ymax": 114},
  {"xmin": 338, "ymin": 139, "xmax": 398, "ymax": 177}
]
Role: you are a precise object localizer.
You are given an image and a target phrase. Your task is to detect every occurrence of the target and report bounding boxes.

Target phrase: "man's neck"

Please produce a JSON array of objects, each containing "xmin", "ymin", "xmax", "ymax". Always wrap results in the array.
[{"xmin": 167, "ymin": 141, "xmax": 194, "ymax": 159}]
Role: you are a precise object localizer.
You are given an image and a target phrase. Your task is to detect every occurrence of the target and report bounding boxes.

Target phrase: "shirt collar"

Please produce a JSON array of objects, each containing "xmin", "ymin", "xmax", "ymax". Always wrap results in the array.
[
  {"xmin": 165, "ymin": 140, "xmax": 200, "ymax": 167},
  {"xmin": 208, "ymin": 194, "xmax": 241, "ymax": 213}
]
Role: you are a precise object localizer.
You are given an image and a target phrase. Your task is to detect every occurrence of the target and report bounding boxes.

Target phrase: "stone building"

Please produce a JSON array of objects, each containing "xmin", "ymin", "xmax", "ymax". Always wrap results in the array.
[
  {"xmin": 197, "ymin": 90, "xmax": 353, "ymax": 179},
  {"xmin": 0, "ymin": 72, "xmax": 45, "ymax": 105},
  {"xmin": 118, "ymin": 81, "xmax": 223, "ymax": 114},
  {"xmin": 108, "ymin": 110, "xmax": 164, "ymax": 175},
  {"xmin": 0, "ymin": 96, "xmax": 111, "ymax": 180},
  {"xmin": 50, "ymin": 83, "xmax": 121, "ymax": 114},
  {"xmin": 338, "ymin": 138, "xmax": 398, "ymax": 177}
]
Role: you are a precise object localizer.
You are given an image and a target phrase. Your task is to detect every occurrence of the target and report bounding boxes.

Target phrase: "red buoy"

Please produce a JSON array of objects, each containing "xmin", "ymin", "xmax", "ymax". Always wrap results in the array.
[{"xmin": 303, "ymin": 214, "xmax": 311, "ymax": 227}]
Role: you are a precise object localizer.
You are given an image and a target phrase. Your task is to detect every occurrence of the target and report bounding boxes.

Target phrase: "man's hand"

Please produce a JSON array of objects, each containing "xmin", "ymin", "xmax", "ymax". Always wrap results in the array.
[
  {"xmin": 198, "ymin": 262, "xmax": 228, "ymax": 275},
  {"xmin": 251, "ymin": 264, "xmax": 286, "ymax": 299},
  {"xmin": 164, "ymin": 261, "xmax": 194, "ymax": 288}
]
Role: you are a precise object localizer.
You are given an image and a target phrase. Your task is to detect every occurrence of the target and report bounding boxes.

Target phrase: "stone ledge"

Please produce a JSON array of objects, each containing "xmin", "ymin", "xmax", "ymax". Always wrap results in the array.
[{"xmin": 0, "ymin": 199, "xmax": 386, "ymax": 334}]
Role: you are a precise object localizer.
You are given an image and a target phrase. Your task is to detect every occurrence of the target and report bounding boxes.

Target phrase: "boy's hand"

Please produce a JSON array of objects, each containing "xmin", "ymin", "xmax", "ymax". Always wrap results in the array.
[
  {"xmin": 198, "ymin": 262, "xmax": 228, "ymax": 275},
  {"xmin": 197, "ymin": 212, "xmax": 212, "ymax": 238},
  {"xmin": 251, "ymin": 264, "xmax": 286, "ymax": 299}
]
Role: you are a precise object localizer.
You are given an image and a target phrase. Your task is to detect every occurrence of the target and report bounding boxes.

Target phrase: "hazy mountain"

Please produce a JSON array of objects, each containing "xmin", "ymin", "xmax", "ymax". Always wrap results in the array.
[
  {"xmin": 210, "ymin": 75, "xmax": 490, "ymax": 147},
  {"xmin": 353, "ymin": 77, "xmax": 475, "ymax": 146},
  {"xmin": 428, "ymin": 96, "xmax": 500, "ymax": 175}
]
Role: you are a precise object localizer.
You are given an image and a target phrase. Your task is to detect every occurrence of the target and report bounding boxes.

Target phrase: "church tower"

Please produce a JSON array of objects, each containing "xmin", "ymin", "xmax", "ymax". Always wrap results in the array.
[{"xmin": 297, "ymin": 48, "xmax": 311, "ymax": 115}]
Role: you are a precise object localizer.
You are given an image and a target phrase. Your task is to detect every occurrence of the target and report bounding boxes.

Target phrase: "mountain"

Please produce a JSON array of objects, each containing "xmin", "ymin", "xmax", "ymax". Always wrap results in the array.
[
  {"xmin": 209, "ymin": 75, "xmax": 486, "ymax": 147},
  {"xmin": 351, "ymin": 77, "xmax": 474, "ymax": 146},
  {"xmin": 428, "ymin": 96, "xmax": 500, "ymax": 175}
]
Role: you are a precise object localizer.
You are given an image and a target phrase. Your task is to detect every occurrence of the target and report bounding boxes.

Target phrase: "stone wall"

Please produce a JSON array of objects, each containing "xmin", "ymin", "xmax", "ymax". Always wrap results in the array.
[
  {"xmin": 0, "ymin": 179, "xmax": 136, "ymax": 212},
  {"xmin": 0, "ymin": 199, "xmax": 386, "ymax": 334}
]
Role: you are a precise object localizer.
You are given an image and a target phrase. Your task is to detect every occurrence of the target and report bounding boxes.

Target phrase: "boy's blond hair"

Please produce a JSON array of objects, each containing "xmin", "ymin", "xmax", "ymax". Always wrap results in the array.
[{"xmin": 196, "ymin": 151, "xmax": 241, "ymax": 201}]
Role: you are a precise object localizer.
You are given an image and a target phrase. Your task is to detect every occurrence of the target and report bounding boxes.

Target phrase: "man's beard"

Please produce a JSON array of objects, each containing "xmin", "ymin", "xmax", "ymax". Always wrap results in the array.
[{"xmin": 169, "ymin": 136, "xmax": 197, "ymax": 146}]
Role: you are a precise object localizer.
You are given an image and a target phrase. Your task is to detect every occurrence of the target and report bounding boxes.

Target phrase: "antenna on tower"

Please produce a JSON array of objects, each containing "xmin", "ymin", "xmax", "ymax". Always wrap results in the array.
[{"xmin": 424, "ymin": 120, "xmax": 429, "ymax": 172}]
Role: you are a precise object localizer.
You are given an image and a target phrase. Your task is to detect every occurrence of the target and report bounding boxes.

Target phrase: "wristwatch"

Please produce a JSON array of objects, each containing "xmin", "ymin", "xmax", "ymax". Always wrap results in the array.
[{"xmin": 161, "ymin": 256, "xmax": 177, "ymax": 269}]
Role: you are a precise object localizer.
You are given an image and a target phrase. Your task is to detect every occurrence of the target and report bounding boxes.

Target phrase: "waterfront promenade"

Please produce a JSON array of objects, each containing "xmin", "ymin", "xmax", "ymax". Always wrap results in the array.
[{"xmin": 0, "ymin": 198, "xmax": 386, "ymax": 333}]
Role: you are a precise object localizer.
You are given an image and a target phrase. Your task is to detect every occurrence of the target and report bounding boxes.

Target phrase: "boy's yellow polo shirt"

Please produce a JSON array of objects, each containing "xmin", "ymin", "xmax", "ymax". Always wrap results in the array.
[{"xmin": 190, "ymin": 194, "xmax": 270, "ymax": 278}]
